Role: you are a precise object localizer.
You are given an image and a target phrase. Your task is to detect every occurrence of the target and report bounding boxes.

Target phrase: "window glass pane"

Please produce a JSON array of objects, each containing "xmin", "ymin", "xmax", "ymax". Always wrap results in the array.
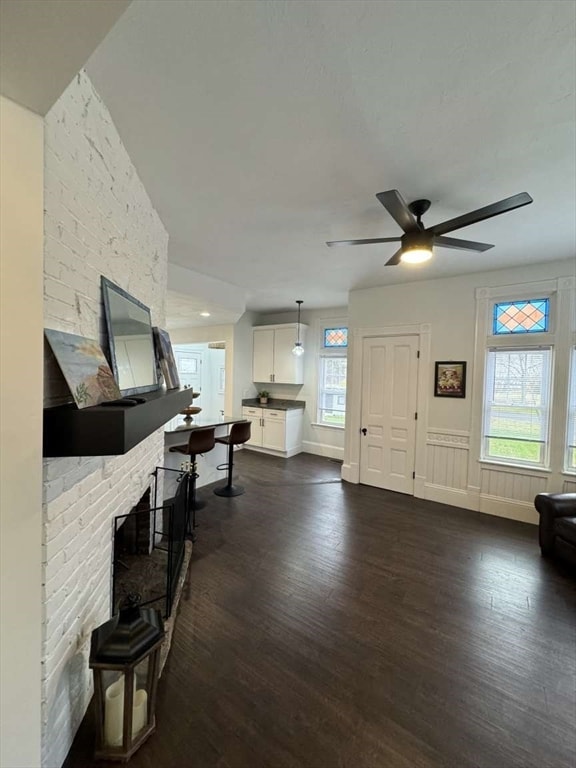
[
  {"xmin": 318, "ymin": 356, "xmax": 347, "ymax": 427},
  {"xmin": 324, "ymin": 327, "xmax": 348, "ymax": 348},
  {"xmin": 483, "ymin": 347, "xmax": 552, "ymax": 465},
  {"xmin": 567, "ymin": 347, "xmax": 576, "ymax": 470},
  {"xmin": 493, "ymin": 298, "xmax": 549, "ymax": 335}
]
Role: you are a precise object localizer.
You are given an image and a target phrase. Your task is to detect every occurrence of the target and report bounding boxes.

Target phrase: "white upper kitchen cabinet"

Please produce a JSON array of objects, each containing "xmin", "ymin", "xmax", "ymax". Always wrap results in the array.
[{"xmin": 252, "ymin": 323, "xmax": 307, "ymax": 384}]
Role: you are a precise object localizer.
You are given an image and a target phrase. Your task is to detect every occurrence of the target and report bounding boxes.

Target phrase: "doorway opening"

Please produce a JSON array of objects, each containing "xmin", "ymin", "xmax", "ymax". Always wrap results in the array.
[{"xmin": 173, "ymin": 342, "xmax": 226, "ymax": 416}]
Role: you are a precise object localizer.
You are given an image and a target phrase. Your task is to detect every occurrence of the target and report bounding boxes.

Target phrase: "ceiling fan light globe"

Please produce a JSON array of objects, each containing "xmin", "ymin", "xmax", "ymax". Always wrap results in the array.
[
  {"xmin": 292, "ymin": 342, "xmax": 305, "ymax": 357},
  {"xmin": 400, "ymin": 247, "xmax": 433, "ymax": 265}
]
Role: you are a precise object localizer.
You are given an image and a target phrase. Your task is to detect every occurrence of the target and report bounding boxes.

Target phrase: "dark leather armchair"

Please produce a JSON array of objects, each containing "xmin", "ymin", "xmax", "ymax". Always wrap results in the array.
[{"xmin": 534, "ymin": 493, "xmax": 576, "ymax": 567}]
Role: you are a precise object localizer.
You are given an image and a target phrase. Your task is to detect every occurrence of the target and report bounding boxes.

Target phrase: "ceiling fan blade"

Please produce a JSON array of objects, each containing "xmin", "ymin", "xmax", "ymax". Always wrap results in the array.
[
  {"xmin": 376, "ymin": 190, "xmax": 420, "ymax": 233},
  {"xmin": 430, "ymin": 192, "xmax": 533, "ymax": 236},
  {"xmin": 326, "ymin": 237, "xmax": 401, "ymax": 247},
  {"xmin": 384, "ymin": 248, "xmax": 403, "ymax": 267},
  {"xmin": 435, "ymin": 235, "xmax": 494, "ymax": 252}
]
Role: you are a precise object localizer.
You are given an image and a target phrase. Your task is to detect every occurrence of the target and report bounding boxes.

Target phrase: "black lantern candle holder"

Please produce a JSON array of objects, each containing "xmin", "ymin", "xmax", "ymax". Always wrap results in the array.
[{"xmin": 89, "ymin": 594, "xmax": 164, "ymax": 761}]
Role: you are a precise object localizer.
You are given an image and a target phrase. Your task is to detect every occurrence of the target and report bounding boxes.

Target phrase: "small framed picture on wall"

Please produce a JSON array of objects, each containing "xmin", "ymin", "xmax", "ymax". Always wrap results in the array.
[{"xmin": 434, "ymin": 361, "xmax": 467, "ymax": 398}]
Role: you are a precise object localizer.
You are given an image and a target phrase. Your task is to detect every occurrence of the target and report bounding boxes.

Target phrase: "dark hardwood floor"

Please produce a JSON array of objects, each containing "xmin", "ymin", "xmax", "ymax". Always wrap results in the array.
[{"xmin": 65, "ymin": 451, "xmax": 576, "ymax": 768}]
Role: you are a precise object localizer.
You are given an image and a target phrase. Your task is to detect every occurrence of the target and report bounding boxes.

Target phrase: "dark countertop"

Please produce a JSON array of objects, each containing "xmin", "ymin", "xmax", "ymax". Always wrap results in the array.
[
  {"xmin": 164, "ymin": 414, "xmax": 245, "ymax": 434},
  {"xmin": 242, "ymin": 398, "xmax": 306, "ymax": 411}
]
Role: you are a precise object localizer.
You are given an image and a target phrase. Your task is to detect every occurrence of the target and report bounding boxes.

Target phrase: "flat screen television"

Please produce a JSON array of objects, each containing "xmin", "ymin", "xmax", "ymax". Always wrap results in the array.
[{"xmin": 101, "ymin": 277, "xmax": 159, "ymax": 396}]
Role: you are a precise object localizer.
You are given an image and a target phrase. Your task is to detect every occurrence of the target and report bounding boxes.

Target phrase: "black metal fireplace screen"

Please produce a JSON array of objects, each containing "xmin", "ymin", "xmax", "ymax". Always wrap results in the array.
[{"xmin": 112, "ymin": 467, "xmax": 188, "ymax": 618}]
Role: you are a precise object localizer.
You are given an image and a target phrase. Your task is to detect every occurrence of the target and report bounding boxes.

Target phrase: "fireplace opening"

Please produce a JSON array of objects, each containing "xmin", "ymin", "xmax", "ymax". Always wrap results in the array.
[{"xmin": 112, "ymin": 469, "xmax": 188, "ymax": 618}]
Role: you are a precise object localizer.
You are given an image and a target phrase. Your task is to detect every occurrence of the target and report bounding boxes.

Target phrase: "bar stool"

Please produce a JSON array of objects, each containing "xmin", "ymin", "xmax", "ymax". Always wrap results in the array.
[
  {"xmin": 213, "ymin": 421, "xmax": 252, "ymax": 497},
  {"xmin": 169, "ymin": 426, "xmax": 216, "ymax": 536}
]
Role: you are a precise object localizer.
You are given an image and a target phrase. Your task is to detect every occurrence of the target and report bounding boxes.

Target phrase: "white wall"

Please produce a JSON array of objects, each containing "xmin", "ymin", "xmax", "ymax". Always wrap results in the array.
[
  {"xmin": 254, "ymin": 307, "xmax": 348, "ymax": 459},
  {"xmin": 233, "ymin": 310, "xmax": 258, "ymax": 411},
  {"xmin": 42, "ymin": 71, "xmax": 168, "ymax": 768},
  {"xmin": 0, "ymin": 95, "xmax": 44, "ymax": 768},
  {"xmin": 345, "ymin": 259, "xmax": 576, "ymax": 522}
]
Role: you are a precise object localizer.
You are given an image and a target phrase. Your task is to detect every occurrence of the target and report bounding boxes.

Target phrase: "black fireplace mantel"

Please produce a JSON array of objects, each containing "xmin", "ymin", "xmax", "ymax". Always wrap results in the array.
[{"xmin": 43, "ymin": 388, "xmax": 194, "ymax": 457}]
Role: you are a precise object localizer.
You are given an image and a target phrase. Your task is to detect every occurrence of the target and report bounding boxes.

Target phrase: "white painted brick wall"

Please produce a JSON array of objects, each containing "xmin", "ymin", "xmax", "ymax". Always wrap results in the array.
[{"xmin": 42, "ymin": 71, "xmax": 168, "ymax": 768}]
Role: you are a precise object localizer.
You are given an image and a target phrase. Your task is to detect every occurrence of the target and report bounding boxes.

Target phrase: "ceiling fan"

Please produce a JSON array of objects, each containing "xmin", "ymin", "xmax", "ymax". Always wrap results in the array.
[{"xmin": 326, "ymin": 190, "xmax": 533, "ymax": 266}]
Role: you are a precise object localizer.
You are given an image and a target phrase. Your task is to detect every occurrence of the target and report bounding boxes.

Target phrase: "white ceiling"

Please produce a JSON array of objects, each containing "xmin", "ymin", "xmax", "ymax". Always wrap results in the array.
[
  {"xmin": 166, "ymin": 290, "xmax": 242, "ymax": 330},
  {"xmin": 84, "ymin": 0, "xmax": 575, "ymax": 313},
  {"xmin": 0, "ymin": 0, "xmax": 131, "ymax": 115}
]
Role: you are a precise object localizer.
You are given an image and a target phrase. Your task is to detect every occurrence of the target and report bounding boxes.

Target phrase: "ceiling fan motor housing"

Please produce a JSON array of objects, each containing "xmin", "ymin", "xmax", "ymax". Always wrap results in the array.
[
  {"xmin": 408, "ymin": 199, "xmax": 431, "ymax": 221},
  {"xmin": 401, "ymin": 230, "xmax": 434, "ymax": 252}
]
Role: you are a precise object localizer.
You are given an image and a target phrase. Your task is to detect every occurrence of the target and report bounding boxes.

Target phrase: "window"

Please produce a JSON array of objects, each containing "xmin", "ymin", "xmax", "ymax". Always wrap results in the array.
[
  {"xmin": 324, "ymin": 327, "xmax": 348, "ymax": 348},
  {"xmin": 318, "ymin": 356, "xmax": 347, "ymax": 427},
  {"xmin": 493, "ymin": 298, "xmax": 549, "ymax": 335},
  {"xmin": 317, "ymin": 322, "xmax": 348, "ymax": 428},
  {"xmin": 482, "ymin": 347, "xmax": 552, "ymax": 466},
  {"xmin": 567, "ymin": 347, "xmax": 576, "ymax": 471}
]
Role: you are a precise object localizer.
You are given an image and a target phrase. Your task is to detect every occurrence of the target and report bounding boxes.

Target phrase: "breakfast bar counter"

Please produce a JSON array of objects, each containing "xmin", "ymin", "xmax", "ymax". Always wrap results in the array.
[{"xmin": 163, "ymin": 414, "xmax": 246, "ymax": 491}]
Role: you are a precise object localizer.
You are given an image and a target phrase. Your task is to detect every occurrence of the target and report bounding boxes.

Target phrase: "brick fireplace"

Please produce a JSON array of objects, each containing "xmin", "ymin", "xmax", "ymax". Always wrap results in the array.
[{"xmin": 42, "ymin": 71, "xmax": 168, "ymax": 768}]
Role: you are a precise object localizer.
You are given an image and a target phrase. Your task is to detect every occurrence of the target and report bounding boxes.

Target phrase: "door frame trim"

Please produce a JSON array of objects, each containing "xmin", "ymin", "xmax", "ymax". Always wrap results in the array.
[{"xmin": 342, "ymin": 323, "xmax": 431, "ymax": 498}]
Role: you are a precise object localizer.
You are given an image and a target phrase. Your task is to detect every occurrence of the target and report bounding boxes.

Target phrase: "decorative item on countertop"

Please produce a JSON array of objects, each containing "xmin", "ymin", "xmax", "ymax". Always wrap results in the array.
[
  {"xmin": 180, "ymin": 391, "xmax": 201, "ymax": 422},
  {"xmin": 45, "ymin": 329, "xmax": 121, "ymax": 408},
  {"xmin": 152, "ymin": 327, "xmax": 180, "ymax": 390},
  {"xmin": 89, "ymin": 593, "xmax": 164, "ymax": 762},
  {"xmin": 291, "ymin": 300, "xmax": 305, "ymax": 357},
  {"xmin": 258, "ymin": 390, "xmax": 269, "ymax": 404}
]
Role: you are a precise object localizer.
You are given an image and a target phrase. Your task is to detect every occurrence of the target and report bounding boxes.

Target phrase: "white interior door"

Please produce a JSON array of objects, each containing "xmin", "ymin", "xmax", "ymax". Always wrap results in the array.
[{"xmin": 360, "ymin": 335, "xmax": 419, "ymax": 494}]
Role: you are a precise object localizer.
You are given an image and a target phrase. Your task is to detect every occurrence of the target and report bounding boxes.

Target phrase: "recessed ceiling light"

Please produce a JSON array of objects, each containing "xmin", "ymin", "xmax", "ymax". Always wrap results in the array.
[{"xmin": 200, "ymin": 311, "xmax": 211, "ymax": 317}]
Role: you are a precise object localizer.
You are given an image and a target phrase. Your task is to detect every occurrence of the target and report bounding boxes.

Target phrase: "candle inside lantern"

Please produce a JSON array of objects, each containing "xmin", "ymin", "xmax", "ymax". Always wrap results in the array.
[
  {"xmin": 104, "ymin": 676, "xmax": 140, "ymax": 747},
  {"xmin": 132, "ymin": 689, "xmax": 148, "ymax": 738},
  {"xmin": 104, "ymin": 678, "xmax": 125, "ymax": 747}
]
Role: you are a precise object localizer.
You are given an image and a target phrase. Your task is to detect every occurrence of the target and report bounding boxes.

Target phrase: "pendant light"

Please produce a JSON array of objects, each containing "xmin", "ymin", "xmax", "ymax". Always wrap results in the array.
[{"xmin": 292, "ymin": 300, "xmax": 304, "ymax": 357}]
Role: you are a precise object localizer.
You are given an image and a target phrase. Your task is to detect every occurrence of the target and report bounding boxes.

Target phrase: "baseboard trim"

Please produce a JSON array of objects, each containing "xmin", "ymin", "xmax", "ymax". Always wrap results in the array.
[
  {"xmin": 341, "ymin": 462, "xmax": 358, "ymax": 484},
  {"xmin": 302, "ymin": 440, "xmax": 344, "ymax": 461},
  {"xmin": 479, "ymin": 494, "xmax": 538, "ymax": 525},
  {"xmin": 423, "ymin": 483, "xmax": 477, "ymax": 511},
  {"xmin": 244, "ymin": 445, "xmax": 302, "ymax": 458},
  {"xmin": 422, "ymin": 484, "xmax": 537, "ymax": 523}
]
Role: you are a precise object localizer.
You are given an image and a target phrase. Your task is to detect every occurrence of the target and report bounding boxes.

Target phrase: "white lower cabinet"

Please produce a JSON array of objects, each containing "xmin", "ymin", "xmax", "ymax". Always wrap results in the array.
[{"xmin": 242, "ymin": 406, "xmax": 303, "ymax": 457}]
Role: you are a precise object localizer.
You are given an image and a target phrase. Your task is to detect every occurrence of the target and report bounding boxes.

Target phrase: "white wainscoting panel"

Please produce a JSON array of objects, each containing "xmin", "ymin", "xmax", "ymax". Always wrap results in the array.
[
  {"xmin": 479, "ymin": 465, "xmax": 548, "ymax": 524},
  {"xmin": 426, "ymin": 432, "xmax": 469, "ymax": 490},
  {"xmin": 563, "ymin": 477, "xmax": 576, "ymax": 493},
  {"xmin": 480, "ymin": 466, "xmax": 548, "ymax": 502},
  {"xmin": 423, "ymin": 430, "xmax": 474, "ymax": 508},
  {"xmin": 422, "ymin": 431, "xmax": 548, "ymax": 522}
]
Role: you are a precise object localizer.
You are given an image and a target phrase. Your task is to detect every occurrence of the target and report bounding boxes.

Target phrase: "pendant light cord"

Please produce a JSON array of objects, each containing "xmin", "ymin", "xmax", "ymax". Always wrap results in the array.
[
  {"xmin": 296, "ymin": 300, "xmax": 302, "ymax": 344},
  {"xmin": 292, "ymin": 300, "xmax": 304, "ymax": 356}
]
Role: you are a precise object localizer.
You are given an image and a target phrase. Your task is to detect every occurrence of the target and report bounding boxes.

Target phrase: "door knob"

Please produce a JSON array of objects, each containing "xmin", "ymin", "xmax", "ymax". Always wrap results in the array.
[{"xmin": 361, "ymin": 428, "xmax": 367, "ymax": 435}]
